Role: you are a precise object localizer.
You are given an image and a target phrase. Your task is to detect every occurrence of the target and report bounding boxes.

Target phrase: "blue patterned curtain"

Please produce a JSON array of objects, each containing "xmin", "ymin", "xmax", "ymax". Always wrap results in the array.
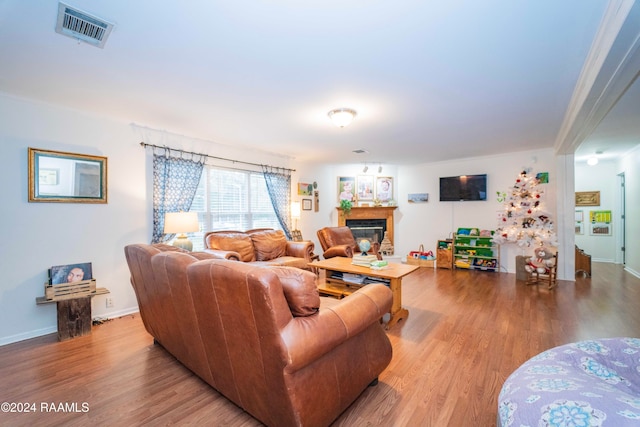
[
  {"xmin": 262, "ymin": 166, "xmax": 292, "ymax": 240},
  {"xmin": 152, "ymin": 153, "xmax": 204, "ymax": 243}
]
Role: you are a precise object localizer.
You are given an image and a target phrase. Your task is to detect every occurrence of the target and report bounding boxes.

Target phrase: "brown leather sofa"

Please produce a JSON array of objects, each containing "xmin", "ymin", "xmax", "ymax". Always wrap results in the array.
[
  {"xmin": 204, "ymin": 228, "xmax": 314, "ymax": 270},
  {"xmin": 124, "ymin": 243, "xmax": 393, "ymax": 427},
  {"xmin": 317, "ymin": 226, "xmax": 381, "ymax": 260}
]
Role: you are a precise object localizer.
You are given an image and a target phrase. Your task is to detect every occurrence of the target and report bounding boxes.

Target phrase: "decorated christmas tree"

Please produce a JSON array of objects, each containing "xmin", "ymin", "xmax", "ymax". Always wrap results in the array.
[{"xmin": 493, "ymin": 169, "xmax": 557, "ymax": 248}]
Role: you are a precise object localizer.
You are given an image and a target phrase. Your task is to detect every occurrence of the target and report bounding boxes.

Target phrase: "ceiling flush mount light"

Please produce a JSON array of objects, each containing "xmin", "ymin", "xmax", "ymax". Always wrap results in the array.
[
  {"xmin": 587, "ymin": 151, "xmax": 602, "ymax": 166},
  {"xmin": 328, "ymin": 108, "xmax": 357, "ymax": 128}
]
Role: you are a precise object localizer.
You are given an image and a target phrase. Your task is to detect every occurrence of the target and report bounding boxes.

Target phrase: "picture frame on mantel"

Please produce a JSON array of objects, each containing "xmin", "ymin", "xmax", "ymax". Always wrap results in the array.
[
  {"xmin": 338, "ymin": 176, "xmax": 355, "ymax": 202},
  {"xmin": 376, "ymin": 177, "xmax": 393, "ymax": 202},
  {"xmin": 357, "ymin": 175, "xmax": 374, "ymax": 201}
]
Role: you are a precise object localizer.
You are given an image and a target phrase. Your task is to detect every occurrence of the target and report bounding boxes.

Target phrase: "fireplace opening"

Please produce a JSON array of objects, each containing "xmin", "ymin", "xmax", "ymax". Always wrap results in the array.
[{"xmin": 345, "ymin": 219, "xmax": 386, "ymax": 244}]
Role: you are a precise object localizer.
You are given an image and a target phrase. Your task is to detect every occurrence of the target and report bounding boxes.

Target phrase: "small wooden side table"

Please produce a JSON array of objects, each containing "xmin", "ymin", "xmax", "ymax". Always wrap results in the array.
[{"xmin": 36, "ymin": 287, "xmax": 110, "ymax": 341}]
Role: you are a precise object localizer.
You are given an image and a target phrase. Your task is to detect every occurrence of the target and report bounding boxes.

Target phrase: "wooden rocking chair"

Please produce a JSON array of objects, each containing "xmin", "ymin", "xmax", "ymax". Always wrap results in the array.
[
  {"xmin": 575, "ymin": 245, "xmax": 591, "ymax": 277},
  {"xmin": 526, "ymin": 251, "xmax": 558, "ymax": 290}
]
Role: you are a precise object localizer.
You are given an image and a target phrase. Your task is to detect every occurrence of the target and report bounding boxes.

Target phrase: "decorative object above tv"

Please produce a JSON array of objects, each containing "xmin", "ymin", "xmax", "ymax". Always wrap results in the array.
[{"xmin": 439, "ymin": 174, "xmax": 487, "ymax": 201}]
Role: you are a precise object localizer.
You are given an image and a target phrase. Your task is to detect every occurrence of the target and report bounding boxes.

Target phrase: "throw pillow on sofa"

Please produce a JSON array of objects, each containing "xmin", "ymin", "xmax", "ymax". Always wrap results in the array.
[
  {"xmin": 269, "ymin": 266, "xmax": 320, "ymax": 317},
  {"xmin": 207, "ymin": 232, "xmax": 256, "ymax": 262},
  {"xmin": 251, "ymin": 230, "xmax": 287, "ymax": 261}
]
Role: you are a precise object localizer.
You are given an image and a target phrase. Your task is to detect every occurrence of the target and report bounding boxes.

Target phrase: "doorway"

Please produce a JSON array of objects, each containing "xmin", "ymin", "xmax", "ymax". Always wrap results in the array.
[{"xmin": 617, "ymin": 172, "xmax": 626, "ymax": 265}]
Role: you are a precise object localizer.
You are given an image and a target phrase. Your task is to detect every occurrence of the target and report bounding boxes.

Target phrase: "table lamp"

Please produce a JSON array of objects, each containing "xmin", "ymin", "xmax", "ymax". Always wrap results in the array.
[
  {"xmin": 163, "ymin": 211, "xmax": 199, "ymax": 251},
  {"xmin": 291, "ymin": 201, "xmax": 301, "ymax": 230},
  {"xmin": 290, "ymin": 201, "xmax": 303, "ymax": 241}
]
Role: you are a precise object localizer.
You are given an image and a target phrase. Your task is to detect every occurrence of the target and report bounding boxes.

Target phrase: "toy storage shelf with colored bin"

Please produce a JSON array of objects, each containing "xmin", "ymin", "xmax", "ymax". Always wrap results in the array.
[{"xmin": 453, "ymin": 228, "xmax": 499, "ymax": 272}]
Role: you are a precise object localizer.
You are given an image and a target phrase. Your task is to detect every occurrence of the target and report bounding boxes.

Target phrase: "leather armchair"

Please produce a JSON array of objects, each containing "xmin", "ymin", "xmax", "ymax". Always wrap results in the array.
[
  {"xmin": 124, "ymin": 243, "xmax": 393, "ymax": 427},
  {"xmin": 317, "ymin": 226, "xmax": 381, "ymax": 260}
]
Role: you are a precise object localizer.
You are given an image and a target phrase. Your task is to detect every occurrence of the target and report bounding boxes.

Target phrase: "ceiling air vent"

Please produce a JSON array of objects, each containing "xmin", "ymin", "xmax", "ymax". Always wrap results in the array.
[{"xmin": 55, "ymin": 2, "xmax": 113, "ymax": 48}]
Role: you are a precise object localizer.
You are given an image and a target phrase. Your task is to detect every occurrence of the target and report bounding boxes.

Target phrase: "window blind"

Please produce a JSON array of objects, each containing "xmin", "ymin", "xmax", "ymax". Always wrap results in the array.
[{"xmin": 189, "ymin": 165, "xmax": 280, "ymax": 251}]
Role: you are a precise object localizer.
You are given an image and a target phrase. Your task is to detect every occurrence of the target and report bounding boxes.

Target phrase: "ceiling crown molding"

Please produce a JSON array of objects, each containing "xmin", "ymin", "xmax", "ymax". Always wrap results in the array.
[{"xmin": 555, "ymin": 0, "xmax": 640, "ymax": 155}]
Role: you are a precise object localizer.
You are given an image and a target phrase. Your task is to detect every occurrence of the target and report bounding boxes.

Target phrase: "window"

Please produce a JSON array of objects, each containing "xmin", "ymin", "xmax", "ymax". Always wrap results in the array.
[{"xmin": 189, "ymin": 166, "xmax": 281, "ymax": 251}]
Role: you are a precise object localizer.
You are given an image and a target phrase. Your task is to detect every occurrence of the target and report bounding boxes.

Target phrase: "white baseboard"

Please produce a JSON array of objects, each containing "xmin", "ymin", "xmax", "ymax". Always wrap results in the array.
[
  {"xmin": 93, "ymin": 307, "xmax": 139, "ymax": 321},
  {"xmin": 0, "ymin": 325, "xmax": 57, "ymax": 346},
  {"xmin": 592, "ymin": 258, "xmax": 616, "ymax": 263},
  {"xmin": 0, "ymin": 308, "xmax": 141, "ymax": 347},
  {"xmin": 624, "ymin": 266, "xmax": 640, "ymax": 279}
]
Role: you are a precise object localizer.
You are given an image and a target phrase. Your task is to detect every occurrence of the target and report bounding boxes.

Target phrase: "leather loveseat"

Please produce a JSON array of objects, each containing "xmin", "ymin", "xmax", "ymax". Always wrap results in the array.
[
  {"xmin": 124, "ymin": 243, "xmax": 393, "ymax": 427},
  {"xmin": 204, "ymin": 228, "xmax": 314, "ymax": 270}
]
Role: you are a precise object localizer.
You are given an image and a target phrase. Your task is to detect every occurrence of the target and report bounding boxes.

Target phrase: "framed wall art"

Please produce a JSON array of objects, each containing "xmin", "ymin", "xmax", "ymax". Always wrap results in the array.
[
  {"xmin": 589, "ymin": 210, "xmax": 612, "ymax": 236},
  {"xmin": 297, "ymin": 182, "xmax": 313, "ymax": 196},
  {"xmin": 28, "ymin": 147, "xmax": 108, "ymax": 203},
  {"xmin": 302, "ymin": 198, "xmax": 312, "ymax": 210},
  {"xmin": 536, "ymin": 172, "xmax": 549, "ymax": 184},
  {"xmin": 575, "ymin": 210, "xmax": 584, "ymax": 235},
  {"xmin": 376, "ymin": 177, "xmax": 393, "ymax": 202},
  {"xmin": 408, "ymin": 193, "xmax": 429, "ymax": 203},
  {"xmin": 49, "ymin": 262, "xmax": 93, "ymax": 285},
  {"xmin": 338, "ymin": 176, "xmax": 355, "ymax": 202},
  {"xmin": 575, "ymin": 191, "xmax": 600, "ymax": 206},
  {"xmin": 357, "ymin": 175, "xmax": 374, "ymax": 201}
]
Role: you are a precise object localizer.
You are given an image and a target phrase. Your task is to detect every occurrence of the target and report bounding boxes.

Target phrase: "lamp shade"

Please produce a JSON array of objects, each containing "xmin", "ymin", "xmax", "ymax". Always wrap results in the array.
[
  {"xmin": 291, "ymin": 201, "xmax": 301, "ymax": 219},
  {"xmin": 163, "ymin": 211, "xmax": 199, "ymax": 234}
]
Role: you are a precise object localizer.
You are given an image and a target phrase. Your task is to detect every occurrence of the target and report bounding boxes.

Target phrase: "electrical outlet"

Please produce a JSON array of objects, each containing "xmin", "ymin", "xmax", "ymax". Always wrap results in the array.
[{"xmin": 106, "ymin": 297, "xmax": 114, "ymax": 308}]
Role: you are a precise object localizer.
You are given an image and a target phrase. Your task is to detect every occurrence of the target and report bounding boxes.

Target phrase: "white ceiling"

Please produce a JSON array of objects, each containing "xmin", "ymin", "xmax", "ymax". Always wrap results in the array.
[{"xmin": 0, "ymin": 1, "xmax": 638, "ymax": 165}]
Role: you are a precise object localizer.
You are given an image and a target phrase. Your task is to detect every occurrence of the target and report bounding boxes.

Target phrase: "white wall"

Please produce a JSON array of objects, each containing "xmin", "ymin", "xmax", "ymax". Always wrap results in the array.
[
  {"xmin": 0, "ymin": 94, "xmax": 148, "ymax": 345},
  {"xmin": 294, "ymin": 150, "xmax": 559, "ymax": 276},
  {"xmin": 3, "ymin": 91, "xmax": 613, "ymax": 345},
  {"xmin": 618, "ymin": 145, "xmax": 640, "ymax": 277},
  {"xmin": 396, "ymin": 150, "xmax": 558, "ymax": 275},
  {"xmin": 574, "ymin": 148, "xmax": 640, "ymax": 277},
  {"xmin": 574, "ymin": 159, "xmax": 619, "ymax": 263},
  {"xmin": 0, "ymin": 93, "xmax": 292, "ymax": 345},
  {"xmin": 291, "ymin": 163, "xmax": 403, "ymax": 257}
]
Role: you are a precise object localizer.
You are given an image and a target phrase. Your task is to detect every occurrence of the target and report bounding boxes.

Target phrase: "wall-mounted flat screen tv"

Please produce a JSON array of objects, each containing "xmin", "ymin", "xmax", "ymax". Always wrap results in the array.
[{"xmin": 439, "ymin": 174, "xmax": 487, "ymax": 201}]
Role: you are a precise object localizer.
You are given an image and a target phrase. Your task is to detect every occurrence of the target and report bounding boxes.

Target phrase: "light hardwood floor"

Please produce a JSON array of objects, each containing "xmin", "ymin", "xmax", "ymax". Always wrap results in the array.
[{"xmin": 1, "ymin": 262, "xmax": 639, "ymax": 426}]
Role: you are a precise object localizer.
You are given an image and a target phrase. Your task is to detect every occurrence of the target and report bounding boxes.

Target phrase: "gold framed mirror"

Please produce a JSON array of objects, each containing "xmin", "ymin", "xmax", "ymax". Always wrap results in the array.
[{"xmin": 28, "ymin": 148, "xmax": 108, "ymax": 203}]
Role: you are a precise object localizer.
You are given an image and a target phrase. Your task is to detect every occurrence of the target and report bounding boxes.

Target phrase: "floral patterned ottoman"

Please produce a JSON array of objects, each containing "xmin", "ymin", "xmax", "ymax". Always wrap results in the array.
[{"xmin": 498, "ymin": 337, "xmax": 640, "ymax": 426}]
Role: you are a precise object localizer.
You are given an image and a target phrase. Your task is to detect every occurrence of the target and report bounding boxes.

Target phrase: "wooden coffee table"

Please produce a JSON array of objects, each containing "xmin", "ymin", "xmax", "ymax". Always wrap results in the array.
[{"xmin": 309, "ymin": 257, "xmax": 419, "ymax": 329}]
